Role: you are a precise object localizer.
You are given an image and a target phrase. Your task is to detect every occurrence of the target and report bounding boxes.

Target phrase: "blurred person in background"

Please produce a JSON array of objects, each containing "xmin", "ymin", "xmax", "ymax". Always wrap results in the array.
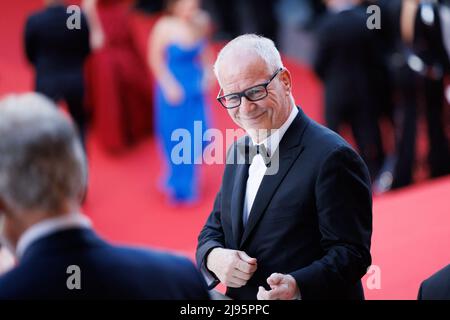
[
  {"xmin": 245, "ymin": 0, "xmax": 280, "ymax": 46},
  {"xmin": 374, "ymin": 0, "xmax": 450, "ymax": 192},
  {"xmin": 149, "ymin": 0, "xmax": 212, "ymax": 205},
  {"xmin": 82, "ymin": 0, "xmax": 153, "ymax": 153},
  {"xmin": 0, "ymin": 93, "xmax": 209, "ymax": 299},
  {"xmin": 371, "ymin": 0, "xmax": 422, "ymax": 192},
  {"xmin": 201, "ymin": 0, "xmax": 241, "ymax": 40},
  {"xmin": 24, "ymin": 0, "xmax": 91, "ymax": 147},
  {"xmin": 411, "ymin": 0, "xmax": 450, "ymax": 179},
  {"xmin": 314, "ymin": 0, "xmax": 385, "ymax": 180},
  {"xmin": 203, "ymin": 0, "xmax": 279, "ymax": 44}
]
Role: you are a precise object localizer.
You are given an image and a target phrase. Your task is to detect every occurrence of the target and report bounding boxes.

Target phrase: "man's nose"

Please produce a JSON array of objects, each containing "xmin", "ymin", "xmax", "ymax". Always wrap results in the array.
[{"xmin": 240, "ymin": 96, "xmax": 257, "ymax": 114}]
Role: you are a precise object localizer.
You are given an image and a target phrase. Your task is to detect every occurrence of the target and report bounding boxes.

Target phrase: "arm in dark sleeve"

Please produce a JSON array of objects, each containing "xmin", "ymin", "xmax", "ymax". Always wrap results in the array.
[
  {"xmin": 180, "ymin": 257, "xmax": 211, "ymax": 300},
  {"xmin": 24, "ymin": 16, "xmax": 37, "ymax": 64},
  {"xmin": 196, "ymin": 188, "xmax": 225, "ymax": 289},
  {"xmin": 291, "ymin": 145, "xmax": 373, "ymax": 299}
]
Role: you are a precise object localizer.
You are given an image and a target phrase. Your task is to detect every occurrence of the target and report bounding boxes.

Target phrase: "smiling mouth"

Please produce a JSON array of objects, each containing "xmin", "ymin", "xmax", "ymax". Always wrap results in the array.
[{"xmin": 242, "ymin": 112, "xmax": 265, "ymax": 121}]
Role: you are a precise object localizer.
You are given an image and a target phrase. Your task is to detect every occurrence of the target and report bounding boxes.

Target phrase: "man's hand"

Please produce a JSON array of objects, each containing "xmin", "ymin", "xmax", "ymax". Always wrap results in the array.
[
  {"xmin": 257, "ymin": 273, "xmax": 300, "ymax": 300},
  {"xmin": 206, "ymin": 248, "xmax": 257, "ymax": 288}
]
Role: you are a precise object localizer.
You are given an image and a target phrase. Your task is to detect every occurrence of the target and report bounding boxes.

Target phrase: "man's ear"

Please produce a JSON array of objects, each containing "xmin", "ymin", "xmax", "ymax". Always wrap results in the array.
[{"xmin": 280, "ymin": 68, "xmax": 292, "ymax": 94}]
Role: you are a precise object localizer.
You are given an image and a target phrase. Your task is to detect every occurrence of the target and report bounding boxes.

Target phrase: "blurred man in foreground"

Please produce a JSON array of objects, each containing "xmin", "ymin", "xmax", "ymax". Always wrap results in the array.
[{"xmin": 0, "ymin": 93, "xmax": 208, "ymax": 300}]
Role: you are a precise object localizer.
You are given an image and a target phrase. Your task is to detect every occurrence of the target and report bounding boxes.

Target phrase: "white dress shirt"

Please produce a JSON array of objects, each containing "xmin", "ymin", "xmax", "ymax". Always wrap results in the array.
[
  {"xmin": 247, "ymin": 105, "xmax": 302, "ymax": 299},
  {"xmin": 243, "ymin": 106, "xmax": 299, "ymax": 226},
  {"xmin": 16, "ymin": 212, "xmax": 92, "ymax": 259},
  {"xmin": 201, "ymin": 106, "xmax": 299, "ymax": 289}
]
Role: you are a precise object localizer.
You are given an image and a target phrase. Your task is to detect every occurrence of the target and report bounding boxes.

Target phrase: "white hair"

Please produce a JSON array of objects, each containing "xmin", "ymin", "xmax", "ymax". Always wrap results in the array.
[
  {"xmin": 213, "ymin": 34, "xmax": 284, "ymax": 85},
  {"xmin": 0, "ymin": 93, "xmax": 87, "ymax": 214}
]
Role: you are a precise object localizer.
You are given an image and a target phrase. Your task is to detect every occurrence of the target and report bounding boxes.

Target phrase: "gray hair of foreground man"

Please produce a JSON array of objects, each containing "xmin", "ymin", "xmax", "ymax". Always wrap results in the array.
[
  {"xmin": 0, "ymin": 93, "xmax": 87, "ymax": 215},
  {"xmin": 213, "ymin": 34, "xmax": 284, "ymax": 85}
]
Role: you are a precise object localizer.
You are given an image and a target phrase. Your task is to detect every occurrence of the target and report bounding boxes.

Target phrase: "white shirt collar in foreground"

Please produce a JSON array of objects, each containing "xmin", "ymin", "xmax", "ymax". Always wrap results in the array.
[
  {"xmin": 329, "ymin": 4, "xmax": 355, "ymax": 14},
  {"xmin": 16, "ymin": 212, "xmax": 92, "ymax": 259}
]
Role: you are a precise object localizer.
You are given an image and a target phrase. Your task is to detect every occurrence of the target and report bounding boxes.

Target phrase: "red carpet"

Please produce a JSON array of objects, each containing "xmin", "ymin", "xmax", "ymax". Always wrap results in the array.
[
  {"xmin": 366, "ymin": 178, "xmax": 450, "ymax": 299},
  {"xmin": 2, "ymin": 1, "xmax": 449, "ymax": 300}
]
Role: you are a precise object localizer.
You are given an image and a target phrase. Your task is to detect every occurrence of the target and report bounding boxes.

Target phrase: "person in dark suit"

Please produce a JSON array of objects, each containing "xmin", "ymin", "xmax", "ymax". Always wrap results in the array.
[
  {"xmin": 0, "ymin": 93, "xmax": 209, "ymax": 300},
  {"xmin": 418, "ymin": 264, "xmax": 450, "ymax": 300},
  {"xmin": 196, "ymin": 34, "xmax": 372, "ymax": 300},
  {"xmin": 374, "ymin": 0, "xmax": 450, "ymax": 191},
  {"xmin": 412, "ymin": 0, "xmax": 450, "ymax": 179},
  {"xmin": 245, "ymin": 0, "xmax": 279, "ymax": 46},
  {"xmin": 24, "ymin": 0, "xmax": 91, "ymax": 146},
  {"xmin": 314, "ymin": 0, "xmax": 385, "ymax": 180}
]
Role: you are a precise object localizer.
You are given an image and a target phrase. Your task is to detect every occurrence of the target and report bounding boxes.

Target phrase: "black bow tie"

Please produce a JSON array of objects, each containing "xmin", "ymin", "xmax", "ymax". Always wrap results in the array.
[{"xmin": 247, "ymin": 143, "xmax": 271, "ymax": 167}]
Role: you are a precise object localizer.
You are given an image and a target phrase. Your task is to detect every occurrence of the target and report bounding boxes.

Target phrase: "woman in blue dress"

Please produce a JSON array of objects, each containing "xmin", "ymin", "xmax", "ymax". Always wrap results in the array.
[{"xmin": 149, "ymin": 0, "xmax": 213, "ymax": 204}]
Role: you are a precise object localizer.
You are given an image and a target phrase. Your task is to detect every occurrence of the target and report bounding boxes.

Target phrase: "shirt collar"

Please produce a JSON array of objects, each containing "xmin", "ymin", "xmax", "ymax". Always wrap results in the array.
[
  {"xmin": 16, "ymin": 212, "xmax": 92, "ymax": 259},
  {"xmin": 250, "ymin": 105, "xmax": 299, "ymax": 157},
  {"xmin": 329, "ymin": 4, "xmax": 355, "ymax": 14}
]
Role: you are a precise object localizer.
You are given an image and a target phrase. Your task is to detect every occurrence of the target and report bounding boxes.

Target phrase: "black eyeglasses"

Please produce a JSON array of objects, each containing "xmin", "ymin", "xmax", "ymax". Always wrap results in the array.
[{"xmin": 217, "ymin": 68, "xmax": 283, "ymax": 109}]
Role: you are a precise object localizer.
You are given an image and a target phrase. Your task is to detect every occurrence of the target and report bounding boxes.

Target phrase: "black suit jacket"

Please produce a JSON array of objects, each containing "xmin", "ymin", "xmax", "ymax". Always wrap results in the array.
[
  {"xmin": 24, "ymin": 5, "xmax": 90, "ymax": 99},
  {"xmin": 0, "ymin": 228, "xmax": 209, "ymax": 299},
  {"xmin": 196, "ymin": 108, "xmax": 373, "ymax": 300},
  {"xmin": 314, "ymin": 7, "xmax": 387, "ymax": 116},
  {"xmin": 418, "ymin": 264, "xmax": 450, "ymax": 300}
]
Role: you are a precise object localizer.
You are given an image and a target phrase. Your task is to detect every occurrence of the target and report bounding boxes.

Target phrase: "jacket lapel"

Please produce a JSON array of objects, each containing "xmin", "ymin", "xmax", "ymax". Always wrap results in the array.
[
  {"xmin": 230, "ymin": 137, "xmax": 251, "ymax": 247},
  {"xmin": 239, "ymin": 108, "xmax": 310, "ymax": 247},
  {"xmin": 230, "ymin": 163, "xmax": 249, "ymax": 247}
]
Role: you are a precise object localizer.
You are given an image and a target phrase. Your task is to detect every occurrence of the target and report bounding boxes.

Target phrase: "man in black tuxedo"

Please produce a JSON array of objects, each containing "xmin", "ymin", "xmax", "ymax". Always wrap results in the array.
[
  {"xmin": 0, "ymin": 93, "xmax": 209, "ymax": 300},
  {"xmin": 196, "ymin": 34, "xmax": 372, "ymax": 300},
  {"xmin": 418, "ymin": 264, "xmax": 450, "ymax": 300},
  {"xmin": 412, "ymin": 0, "xmax": 450, "ymax": 179},
  {"xmin": 314, "ymin": 0, "xmax": 385, "ymax": 180},
  {"xmin": 24, "ymin": 0, "xmax": 91, "ymax": 145}
]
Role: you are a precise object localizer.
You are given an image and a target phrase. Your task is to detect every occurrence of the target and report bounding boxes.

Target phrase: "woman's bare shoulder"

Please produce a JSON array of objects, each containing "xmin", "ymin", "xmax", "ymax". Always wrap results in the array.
[
  {"xmin": 154, "ymin": 16, "xmax": 173, "ymax": 31},
  {"xmin": 151, "ymin": 16, "xmax": 178, "ymax": 42}
]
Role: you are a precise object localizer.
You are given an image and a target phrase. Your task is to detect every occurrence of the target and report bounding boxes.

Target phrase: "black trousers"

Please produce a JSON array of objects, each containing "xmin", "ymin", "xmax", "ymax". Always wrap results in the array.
[
  {"xmin": 391, "ymin": 69, "xmax": 450, "ymax": 188},
  {"xmin": 325, "ymin": 88, "xmax": 384, "ymax": 180},
  {"xmin": 424, "ymin": 77, "xmax": 450, "ymax": 178},
  {"xmin": 391, "ymin": 65, "xmax": 419, "ymax": 188},
  {"xmin": 36, "ymin": 75, "xmax": 87, "ymax": 148}
]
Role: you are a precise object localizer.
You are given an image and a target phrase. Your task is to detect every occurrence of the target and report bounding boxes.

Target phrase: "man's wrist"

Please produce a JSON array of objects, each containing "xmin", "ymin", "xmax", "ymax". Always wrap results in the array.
[
  {"xmin": 287, "ymin": 274, "xmax": 301, "ymax": 300},
  {"xmin": 206, "ymin": 247, "xmax": 221, "ymax": 273}
]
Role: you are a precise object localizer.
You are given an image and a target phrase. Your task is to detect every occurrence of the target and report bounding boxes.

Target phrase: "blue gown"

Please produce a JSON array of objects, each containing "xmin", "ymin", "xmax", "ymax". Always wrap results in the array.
[{"xmin": 154, "ymin": 40, "xmax": 209, "ymax": 203}]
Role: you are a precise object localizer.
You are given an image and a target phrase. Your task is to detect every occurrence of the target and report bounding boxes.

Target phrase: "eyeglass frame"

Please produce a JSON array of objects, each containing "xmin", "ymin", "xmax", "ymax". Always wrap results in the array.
[{"xmin": 216, "ymin": 67, "xmax": 284, "ymax": 109}]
